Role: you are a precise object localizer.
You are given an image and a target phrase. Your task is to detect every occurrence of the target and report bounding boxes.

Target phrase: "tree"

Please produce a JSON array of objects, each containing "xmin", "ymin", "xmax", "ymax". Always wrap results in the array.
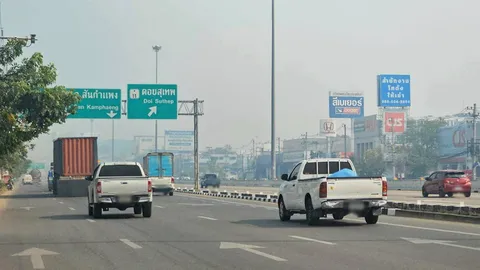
[
  {"xmin": 401, "ymin": 118, "xmax": 446, "ymax": 177},
  {"xmin": 353, "ymin": 148, "xmax": 386, "ymax": 176},
  {"xmin": 0, "ymin": 40, "xmax": 80, "ymax": 158}
]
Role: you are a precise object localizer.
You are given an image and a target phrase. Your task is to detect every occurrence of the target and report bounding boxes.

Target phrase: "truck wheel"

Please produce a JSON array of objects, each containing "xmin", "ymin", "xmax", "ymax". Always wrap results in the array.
[
  {"xmin": 278, "ymin": 198, "xmax": 291, "ymax": 221},
  {"xmin": 93, "ymin": 204, "xmax": 102, "ymax": 218},
  {"xmin": 305, "ymin": 197, "xmax": 319, "ymax": 226},
  {"xmin": 365, "ymin": 211, "xmax": 379, "ymax": 224},
  {"xmin": 88, "ymin": 205, "xmax": 93, "ymax": 216},
  {"xmin": 134, "ymin": 205, "xmax": 142, "ymax": 215},
  {"xmin": 332, "ymin": 213, "xmax": 344, "ymax": 220},
  {"xmin": 142, "ymin": 202, "xmax": 152, "ymax": 218},
  {"xmin": 169, "ymin": 191, "xmax": 173, "ymax": 196}
]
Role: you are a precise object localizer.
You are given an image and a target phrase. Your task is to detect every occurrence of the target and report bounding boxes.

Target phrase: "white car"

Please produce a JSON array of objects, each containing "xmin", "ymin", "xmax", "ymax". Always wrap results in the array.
[
  {"xmin": 278, "ymin": 158, "xmax": 387, "ymax": 225},
  {"xmin": 86, "ymin": 162, "xmax": 153, "ymax": 218},
  {"xmin": 22, "ymin": 175, "xmax": 33, "ymax": 185}
]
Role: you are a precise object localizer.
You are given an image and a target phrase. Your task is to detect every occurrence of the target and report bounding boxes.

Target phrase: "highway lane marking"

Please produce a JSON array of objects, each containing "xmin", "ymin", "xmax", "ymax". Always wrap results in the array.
[
  {"xmin": 178, "ymin": 203, "xmax": 214, "ymax": 206},
  {"xmin": 120, "ymin": 239, "xmax": 142, "ymax": 249},
  {"xmin": 58, "ymin": 202, "xmax": 64, "ymax": 204},
  {"xmin": 220, "ymin": 242, "xmax": 286, "ymax": 262},
  {"xmin": 68, "ymin": 207, "xmax": 75, "ymax": 211},
  {"xmin": 86, "ymin": 219, "xmax": 96, "ymax": 223},
  {"xmin": 289, "ymin": 235, "xmax": 336, "ymax": 245},
  {"xmin": 154, "ymin": 205, "xmax": 164, "ymax": 208},
  {"xmin": 52, "ymin": 198, "xmax": 56, "ymax": 200},
  {"xmin": 197, "ymin": 216, "xmax": 218, "ymax": 221}
]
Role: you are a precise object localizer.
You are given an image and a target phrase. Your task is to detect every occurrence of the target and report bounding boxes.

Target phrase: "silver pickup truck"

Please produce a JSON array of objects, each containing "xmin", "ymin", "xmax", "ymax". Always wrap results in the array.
[{"xmin": 86, "ymin": 162, "xmax": 153, "ymax": 218}]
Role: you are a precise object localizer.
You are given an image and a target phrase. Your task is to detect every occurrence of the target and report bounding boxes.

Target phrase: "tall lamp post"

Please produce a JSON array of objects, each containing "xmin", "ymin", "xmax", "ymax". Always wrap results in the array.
[
  {"xmin": 270, "ymin": 0, "xmax": 276, "ymax": 180},
  {"xmin": 152, "ymin": 45, "xmax": 162, "ymax": 152}
]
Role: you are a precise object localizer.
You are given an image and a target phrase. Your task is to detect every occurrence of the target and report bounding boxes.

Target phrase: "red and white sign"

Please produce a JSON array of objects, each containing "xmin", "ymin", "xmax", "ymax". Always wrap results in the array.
[{"xmin": 384, "ymin": 112, "xmax": 405, "ymax": 133}]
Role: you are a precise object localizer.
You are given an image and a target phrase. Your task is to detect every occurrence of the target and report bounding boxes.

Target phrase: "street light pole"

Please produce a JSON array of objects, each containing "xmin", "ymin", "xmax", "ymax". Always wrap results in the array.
[
  {"xmin": 270, "ymin": 0, "xmax": 276, "ymax": 180},
  {"xmin": 152, "ymin": 45, "xmax": 161, "ymax": 152}
]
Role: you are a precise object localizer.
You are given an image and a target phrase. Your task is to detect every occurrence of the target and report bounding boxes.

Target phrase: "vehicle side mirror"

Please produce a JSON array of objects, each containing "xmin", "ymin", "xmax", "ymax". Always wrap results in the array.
[
  {"xmin": 281, "ymin": 174, "xmax": 288, "ymax": 181},
  {"xmin": 85, "ymin": 175, "xmax": 93, "ymax": 181},
  {"xmin": 425, "ymin": 177, "xmax": 431, "ymax": 181}
]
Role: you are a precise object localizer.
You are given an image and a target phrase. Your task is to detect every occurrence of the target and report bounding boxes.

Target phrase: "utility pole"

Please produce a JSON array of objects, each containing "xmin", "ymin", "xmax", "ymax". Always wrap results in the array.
[
  {"xmin": 152, "ymin": 45, "xmax": 161, "ymax": 152},
  {"xmin": 302, "ymin": 132, "xmax": 308, "ymax": 159},
  {"xmin": 467, "ymin": 103, "xmax": 479, "ymax": 180},
  {"xmin": 389, "ymin": 117, "xmax": 395, "ymax": 178},
  {"xmin": 270, "ymin": 0, "xmax": 276, "ymax": 181},
  {"xmin": 178, "ymin": 99, "xmax": 204, "ymax": 190}
]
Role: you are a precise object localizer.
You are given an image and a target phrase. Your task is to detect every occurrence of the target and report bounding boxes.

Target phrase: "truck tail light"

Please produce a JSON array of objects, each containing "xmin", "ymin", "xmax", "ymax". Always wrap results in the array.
[
  {"xmin": 171, "ymin": 177, "xmax": 175, "ymax": 183},
  {"xmin": 148, "ymin": 179, "xmax": 152, "ymax": 193},
  {"xmin": 382, "ymin": 179, "xmax": 388, "ymax": 196},
  {"xmin": 96, "ymin": 182, "xmax": 102, "ymax": 194},
  {"xmin": 319, "ymin": 182, "xmax": 327, "ymax": 198}
]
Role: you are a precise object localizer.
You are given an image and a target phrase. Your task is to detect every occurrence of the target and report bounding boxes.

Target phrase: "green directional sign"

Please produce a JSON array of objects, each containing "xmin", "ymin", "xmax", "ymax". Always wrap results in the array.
[
  {"xmin": 68, "ymin": 88, "xmax": 122, "ymax": 119},
  {"xmin": 127, "ymin": 84, "xmax": 177, "ymax": 119},
  {"xmin": 29, "ymin": 163, "xmax": 45, "ymax": 170}
]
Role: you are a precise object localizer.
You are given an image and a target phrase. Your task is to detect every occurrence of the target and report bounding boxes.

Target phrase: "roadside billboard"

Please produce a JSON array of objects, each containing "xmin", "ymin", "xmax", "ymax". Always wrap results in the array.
[
  {"xmin": 383, "ymin": 111, "xmax": 406, "ymax": 133},
  {"xmin": 329, "ymin": 91, "xmax": 364, "ymax": 118},
  {"xmin": 354, "ymin": 115, "xmax": 380, "ymax": 137},
  {"xmin": 437, "ymin": 123, "xmax": 471, "ymax": 159},
  {"xmin": 377, "ymin": 74, "xmax": 411, "ymax": 107},
  {"xmin": 319, "ymin": 119, "xmax": 336, "ymax": 137},
  {"xmin": 164, "ymin": 130, "xmax": 194, "ymax": 152}
]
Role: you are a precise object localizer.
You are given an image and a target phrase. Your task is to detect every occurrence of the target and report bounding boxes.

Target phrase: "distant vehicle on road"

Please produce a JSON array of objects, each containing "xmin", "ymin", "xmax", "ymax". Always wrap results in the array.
[
  {"xmin": 143, "ymin": 152, "xmax": 175, "ymax": 196},
  {"xmin": 201, "ymin": 173, "xmax": 220, "ymax": 188},
  {"xmin": 29, "ymin": 169, "xmax": 42, "ymax": 182},
  {"xmin": 86, "ymin": 162, "xmax": 153, "ymax": 218},
  {"xmin": 423, "ymin": 170, "xmax": 471, "ymax": 198},
  {"xmin": 22, "ymin": 174, "xmax": 33, "ymax": 185},
  {"xmin": 278, "ymin": 158, "xmax": 387, "ymax": 225}
]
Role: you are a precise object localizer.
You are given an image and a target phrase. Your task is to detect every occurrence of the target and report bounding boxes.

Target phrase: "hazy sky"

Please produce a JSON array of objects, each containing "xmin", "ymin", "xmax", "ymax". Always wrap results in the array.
[{"xmin": 4, "ymin": 0, "xmax": 480, "ymax": 156}]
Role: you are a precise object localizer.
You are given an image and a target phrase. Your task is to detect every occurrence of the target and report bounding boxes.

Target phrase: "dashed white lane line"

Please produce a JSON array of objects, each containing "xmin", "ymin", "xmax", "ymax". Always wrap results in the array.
[
  {"xmin": 197, "ymin": 216, "xmax": 218, "ymax": 221},
  {"xmin": 120, "ymin": 239, "xmax": 142, "ymax": 249},
  {"xmin": 52, "ymin": 198, "xmax": 56, "ymax": 200},
  {"xmin": 68, "ymin": 207, "xmax": 76, "ymax": 211},
  {"xmin": 289, "ymin": 235, "xmax": 336, "ymax": 245},
  {"xmin": 58, "ymin": 202, "xmax": 64, "ymax": 204},
  {"xmin": 154, "ymin": 205, "xmax": 164, "ymax": 208},
  {"xmin": 86, "ymin": 219, "xmax": 96, "ymax": 223}
]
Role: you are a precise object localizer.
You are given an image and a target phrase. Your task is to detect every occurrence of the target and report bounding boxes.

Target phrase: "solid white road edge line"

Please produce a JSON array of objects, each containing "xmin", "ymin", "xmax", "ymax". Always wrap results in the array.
[
  {"xmin": 289, "ymin": 235, "xmax": 336, "ymax": 245},
  {"xmin": 197, "ymin": 216, "xmax": 218, "ymax": 221},
  {"xmin": 154, "ymin": 205, "xmax": 164, "ymax": 208},
  {"xmin": 120, "ymin": 239, "xmax": 142, "ymax": 249},
  {"xmin": 68, "ymin": 207, "xmax": 75, "ymax": 211},
  {"xmin": 178, "ymin": 194, "xmax": 480, "ymax": 237},
  {"xmin": 58, "ymin": 202, "xmax": 64, "ymax": 204}
]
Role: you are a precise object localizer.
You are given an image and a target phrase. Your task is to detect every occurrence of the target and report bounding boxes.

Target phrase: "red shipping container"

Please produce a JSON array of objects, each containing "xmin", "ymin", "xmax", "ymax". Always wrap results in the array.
[{"xmin": 53, "ymin": 137, "xmax": 98, "ymax": 177}]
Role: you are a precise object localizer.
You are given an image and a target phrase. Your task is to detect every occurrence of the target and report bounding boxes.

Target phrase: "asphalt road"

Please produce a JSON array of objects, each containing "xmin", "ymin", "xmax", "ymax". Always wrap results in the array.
[
  {"xmin": 1, "ymin": 182, "xmax": 479, "ymax": 269},
  {"xmin": 176, "ymin": 184, "xmax": 480, "ymax": 207}
]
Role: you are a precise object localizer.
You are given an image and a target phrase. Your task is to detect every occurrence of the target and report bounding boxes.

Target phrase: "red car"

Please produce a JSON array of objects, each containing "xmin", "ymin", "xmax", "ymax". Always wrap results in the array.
[{"xmin": 422, "ymin": 170, "xmax": 471, "ymax": 198}]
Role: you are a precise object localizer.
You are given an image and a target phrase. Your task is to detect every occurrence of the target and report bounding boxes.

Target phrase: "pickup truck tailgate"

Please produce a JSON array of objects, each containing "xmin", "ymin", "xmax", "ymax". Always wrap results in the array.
[
  {"xmin": 99, "ymin": 177, "xmax": 149, "ymax": 195},
  {"xmin": 326, "ymin": 177, "xmax": 383, "ymax": 200}
]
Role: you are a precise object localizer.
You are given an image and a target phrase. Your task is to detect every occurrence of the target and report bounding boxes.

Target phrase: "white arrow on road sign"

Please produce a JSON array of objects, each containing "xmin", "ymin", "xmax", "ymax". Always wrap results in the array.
[
  {"xmin": 12, "ymin": 247, "xmax": 59, "ymax": 269},
  {"xmin": 106, "ymin": 111, "xmax": 117, "ymax": 118},
  {"xmin": 402, "ymin": 237, "xmax": 480, "ymax": 251},
  {"xmin": 220, "ymin": 242, "xmax": 287, "ymax": 261},
  {"xmin": 148, "ymin": 106, "xmax": 157, "ymax": 117},
  {"xmin": 20, "ymin": 207, "xmax": 34, "ymax": 211}
]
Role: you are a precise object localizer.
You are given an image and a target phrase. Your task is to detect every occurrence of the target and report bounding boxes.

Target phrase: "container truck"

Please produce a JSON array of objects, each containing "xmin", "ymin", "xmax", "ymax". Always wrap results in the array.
[
  {"xmin": 53, "ymin": 137, "xmax": 98, "ymax": 197},
  {"xmin": 143, "ymin": 152, "xmax": 175, "ymax": 196},
  {"xmin": 29, "ymin": 169, "xmax": 41, "ymax": 182}
]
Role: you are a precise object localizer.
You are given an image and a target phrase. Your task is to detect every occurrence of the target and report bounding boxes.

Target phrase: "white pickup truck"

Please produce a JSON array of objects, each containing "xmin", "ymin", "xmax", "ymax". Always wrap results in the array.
[
  {"xmin": 86, "ymin": 162, "xmax": 153, "ymax": 218},
  {"xmin": 278, "ymin": 158, "xmax": 387, "ymax": 225}
]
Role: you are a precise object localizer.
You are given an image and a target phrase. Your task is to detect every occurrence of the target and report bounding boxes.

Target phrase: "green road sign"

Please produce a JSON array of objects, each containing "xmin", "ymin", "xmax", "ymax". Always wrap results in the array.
[
  {"xmin": 29, "ymin": 163, "xmax": 45, "ymax": 170},
  {"xmin": 68, "ymin": 89, "xmax": 122, "ymax": 119},
  {"xmin": 127, "ymin": 84, "xmax": 178, "ymax": 119}
]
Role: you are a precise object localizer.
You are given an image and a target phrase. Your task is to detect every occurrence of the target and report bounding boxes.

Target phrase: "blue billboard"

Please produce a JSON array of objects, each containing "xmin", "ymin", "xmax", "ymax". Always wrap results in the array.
[
  {"xmin": 437, "ymin": 123, "xmax": 471, "ymax": 159},
  {"xmin": 377, "ymin": 74, "xmax": 411, "ymax": 107},
  {"xmin": 329, "ymin": 94, "xmax": 364, "ymax": 118}
]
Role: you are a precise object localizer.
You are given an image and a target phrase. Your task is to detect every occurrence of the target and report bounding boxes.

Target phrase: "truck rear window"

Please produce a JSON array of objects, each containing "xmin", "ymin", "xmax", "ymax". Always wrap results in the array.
[{"xmin": 99, "ymin": 165, "xmax": 143, "ymax": 177}]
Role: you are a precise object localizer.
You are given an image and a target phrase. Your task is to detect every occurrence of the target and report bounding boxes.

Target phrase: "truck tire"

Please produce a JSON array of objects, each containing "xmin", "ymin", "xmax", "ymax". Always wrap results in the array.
[
  {"xmin": 332, "ymin": 213, "xmax": 344, "ymax": 220},
  {"xmin": 278, "ymin": 198, "xmax": 291, "ymax": 221},
  {"xmin": 169, "ymin": 191, "xmax": 173, "ymax": 196},
  {"xmin": 142, "ymin": 202, "xmax": 152, "ymax": 218},
  {"xmin": 88, "ymin": 205, "xmax": 93, "ymax": 216},
  {"xmin": 134, "ymin": 205, "xmax": 142, "ymax": 214},
  {"xmin": 93, "ymin": 204, "xmax": 102, "ymax": 218},
  {"xmin": 365, "ymin": 211, "xmax": 379, "ymax": 224},
  {"xmin": 305, "ymin": 197, "xmax": 319, "ymax": 226}
]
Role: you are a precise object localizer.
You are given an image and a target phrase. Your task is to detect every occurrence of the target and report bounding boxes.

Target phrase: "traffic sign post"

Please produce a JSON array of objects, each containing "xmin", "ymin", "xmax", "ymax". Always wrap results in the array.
[
  {"xmin": 127, "ymin": 84, "xmax": 178, "ymax": 119},
  {"xmin": 68, "ymin": 89, "xmax": 121, "ymax": 119}
]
